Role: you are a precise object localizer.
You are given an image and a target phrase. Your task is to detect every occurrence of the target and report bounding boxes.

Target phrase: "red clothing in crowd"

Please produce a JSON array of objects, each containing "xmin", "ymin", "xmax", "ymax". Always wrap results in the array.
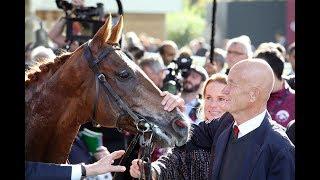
[{"xmin": 267, "ymin": 81, "xmax": 295, "ymax": 127}]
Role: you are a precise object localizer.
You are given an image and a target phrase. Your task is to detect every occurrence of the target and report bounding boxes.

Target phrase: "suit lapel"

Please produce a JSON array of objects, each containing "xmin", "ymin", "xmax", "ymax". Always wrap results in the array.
[
  {"xmin": 211, "ymin": 123, "xmax": 233, "ymax": 179},
  {"xmin": 238, "ymin": 112, "xmax": 271, "ymax": 180}
]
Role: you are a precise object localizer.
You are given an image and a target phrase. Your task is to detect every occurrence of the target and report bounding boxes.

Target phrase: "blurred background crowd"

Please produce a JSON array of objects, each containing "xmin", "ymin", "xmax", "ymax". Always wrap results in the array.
[{"xmin": 25, "ymin": 0, "xmax": 295, "ymax": 179}]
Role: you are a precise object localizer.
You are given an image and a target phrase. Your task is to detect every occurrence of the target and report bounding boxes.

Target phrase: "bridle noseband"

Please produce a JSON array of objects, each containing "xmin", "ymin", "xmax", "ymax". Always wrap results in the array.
[{"xmin": 83, "ymin": 40, "xmax": 154, "ymax": 180}]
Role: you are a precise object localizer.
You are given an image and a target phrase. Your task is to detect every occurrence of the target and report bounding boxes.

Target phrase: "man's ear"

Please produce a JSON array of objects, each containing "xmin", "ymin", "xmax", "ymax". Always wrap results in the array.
[{"xmin": 249, "ymin": 87, "xmax": 260, "ymax": 102}]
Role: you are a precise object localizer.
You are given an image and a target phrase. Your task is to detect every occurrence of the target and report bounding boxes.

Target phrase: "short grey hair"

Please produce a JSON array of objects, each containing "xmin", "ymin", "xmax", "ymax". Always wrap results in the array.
[
  {"xmin": 138, "ymin": 57, "xmax": 165, "ymax": 73},
  {"xmin": 226, "ymin": 35, "xmax": 253, "ymax": 58}
]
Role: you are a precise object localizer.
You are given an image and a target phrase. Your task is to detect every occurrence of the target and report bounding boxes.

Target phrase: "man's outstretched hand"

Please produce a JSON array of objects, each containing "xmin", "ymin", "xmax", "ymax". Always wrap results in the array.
[{"xmin": 85, "ymin": 150, "xmax": 126, "ymax": 176}]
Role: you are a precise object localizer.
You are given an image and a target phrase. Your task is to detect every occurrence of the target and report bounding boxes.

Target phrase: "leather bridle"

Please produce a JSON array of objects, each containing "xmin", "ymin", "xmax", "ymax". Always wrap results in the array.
[{"xmin": 83, "ymin": 40, "xmax": 153, "ymax": 180}]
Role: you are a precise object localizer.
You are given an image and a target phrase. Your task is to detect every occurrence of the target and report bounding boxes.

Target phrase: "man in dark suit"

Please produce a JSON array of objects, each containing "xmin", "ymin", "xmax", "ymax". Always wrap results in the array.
[
  {"xmin": 25, "ymin": 150, "xmax": 126, "ymax": 180},
  {"xmin": 211, "ymin": 58, "xmax": 295, "ymax": 180}
]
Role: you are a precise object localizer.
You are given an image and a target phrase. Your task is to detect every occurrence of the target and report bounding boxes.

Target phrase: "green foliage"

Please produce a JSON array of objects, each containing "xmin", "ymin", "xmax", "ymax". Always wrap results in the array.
[{"xmin": 166, "ymin": 0, "xmax": 206, "ymax": 48}]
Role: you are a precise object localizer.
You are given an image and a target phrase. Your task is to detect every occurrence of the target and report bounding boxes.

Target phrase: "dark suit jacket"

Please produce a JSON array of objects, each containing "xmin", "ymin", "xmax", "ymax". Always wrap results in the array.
[
  {"xmin": 190, "ymin": 112, "xmax": 234, "ymax": 150},
  {"xmin": 26, "ymin": 136, "xmax": 90, "ymax": 180},
  {"xmin": 190, "ymin": 112, "xmax": 234, "ymax": 176},
  {"xmin": 210, "ymin": 112, "xmax": 295, "ymax": 180},
  {"xmin": 25, "ymin": 161, "xmax": 71, "ymax": 180}
]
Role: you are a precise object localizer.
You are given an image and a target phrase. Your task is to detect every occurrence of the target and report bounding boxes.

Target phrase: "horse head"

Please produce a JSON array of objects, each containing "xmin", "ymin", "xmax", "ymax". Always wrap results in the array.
[{"xmin": 73, "ymin": 15, "xmax": 190, "ymax": 147}]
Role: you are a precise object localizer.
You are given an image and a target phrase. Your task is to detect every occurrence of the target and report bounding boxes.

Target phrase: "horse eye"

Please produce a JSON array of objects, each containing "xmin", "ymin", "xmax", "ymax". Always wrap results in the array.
[{"xmin": 117, "ymin": 70, "xmax": 131, "ymax": 80}]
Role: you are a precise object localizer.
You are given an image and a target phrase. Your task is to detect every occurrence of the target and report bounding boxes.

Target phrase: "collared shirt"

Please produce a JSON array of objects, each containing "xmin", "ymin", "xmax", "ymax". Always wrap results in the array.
[
  {"xmin": 234, "ymin": 109, "xmax": 267, "ymax": 139},
  {"xmin": 71, "ymin": 165, "xmax": 82, "ymax": 180}
]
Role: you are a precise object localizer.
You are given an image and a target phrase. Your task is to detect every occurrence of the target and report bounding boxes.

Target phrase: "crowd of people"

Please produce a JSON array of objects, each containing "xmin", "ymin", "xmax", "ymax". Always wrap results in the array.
[{"xmin": 25, "ymin": 1, "xmax": 295, "ymax": 179}]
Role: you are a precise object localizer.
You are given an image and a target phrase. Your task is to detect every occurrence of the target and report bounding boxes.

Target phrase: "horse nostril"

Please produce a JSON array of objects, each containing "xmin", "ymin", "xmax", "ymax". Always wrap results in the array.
[{"xmin": 174, "ymin": 119, "xmax": 186, "ymax": 128}]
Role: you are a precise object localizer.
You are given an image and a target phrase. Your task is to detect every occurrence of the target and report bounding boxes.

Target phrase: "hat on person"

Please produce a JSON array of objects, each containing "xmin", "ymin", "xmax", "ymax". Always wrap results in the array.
[{"xmin": 189, "ymin": 64, "xmax": 209, "ymax": 81}]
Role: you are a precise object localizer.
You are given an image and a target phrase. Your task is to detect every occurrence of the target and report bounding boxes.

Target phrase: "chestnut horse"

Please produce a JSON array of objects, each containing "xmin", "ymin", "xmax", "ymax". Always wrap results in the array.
[{"xmin": 25, "ymin": 15, "xmax": 189, "ymax": 164}]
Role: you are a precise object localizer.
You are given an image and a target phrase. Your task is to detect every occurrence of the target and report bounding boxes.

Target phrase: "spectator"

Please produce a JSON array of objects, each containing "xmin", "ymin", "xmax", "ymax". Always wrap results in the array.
[
  {"xmin": 224, "ymin": 35, "xmax": 253, "ymax": 74},
  {"xmin": 254, "ymin": 45, "xmax": 295, "ymax": 127},
  {"xmin": 30, "ymin": 45, "xmax": 56, "ymax": 64},
  {"xmin": 130, "ymin": 73, "xmax": 232, "ymax": 179},
  {"xmin": 139, "ymin": 57, "xmax": 166, "ymax": 90},
  {"xmin": 178, "ymin": 46, "xmax": 193, "ymax": 58},
  {"xmin": 124, "ymin": 31, "xmax": 145, "ymax": 61},
  {"xmin": 48, "ymin": 16, "xmax": 80, "ymax": 52},
  {"xmin": 189, "ymin": 38, "xmax": 200, "ymax": 55},
  {"xmin": 195, "ymin": 37, "xmax": 209, "ymax": 57},
  {"xmin": 257, "ymin": 42, "xmax": 286, "ymax": 62},
  {"xmin": 33, "ymin": 21, "xmax": 50, "ymax": 48},
  {"xmin": 181, "ymin": 65, "xmax": 208, "ymax": 124},
  {"xmin": 211, "ymin": 58, "xmax": 294, "ymax": 180},
  {"xmin": 25, "ymin": 45, "xmax": 56, "ymax": 72},
  {"xmin": 139, "ymin": 33, "xmax": 162, "ymax": 53},
  {"xmin": 158, "ymin": 40, "xmax": 178, "ymax": 66},
  {"xmin": 275, "ymin": 43, "xmax": 287, "ymax": 60},
  {"xmin": 204, "ymin": 48, "xmax": 226, "ymax": 76},
  {"xmin": 47, "ymin": 0, "xmax": 84, "ymax": 52},
  {"xmin": 199, "ymin": 73, "xmax": 228, "ymax": 123}
]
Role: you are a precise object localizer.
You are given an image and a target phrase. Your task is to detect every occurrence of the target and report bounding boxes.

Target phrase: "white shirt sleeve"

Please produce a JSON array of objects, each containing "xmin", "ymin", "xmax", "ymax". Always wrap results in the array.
[{"xmin": 71, "ymin": 164, "xmax": 82, "ymax": 180}]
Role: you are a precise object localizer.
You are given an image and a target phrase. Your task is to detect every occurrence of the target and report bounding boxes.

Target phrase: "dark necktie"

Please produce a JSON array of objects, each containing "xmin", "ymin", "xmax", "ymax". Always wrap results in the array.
[{"xmin": 233, "ymin": 125, "xmax": 239, "ymax": 139}]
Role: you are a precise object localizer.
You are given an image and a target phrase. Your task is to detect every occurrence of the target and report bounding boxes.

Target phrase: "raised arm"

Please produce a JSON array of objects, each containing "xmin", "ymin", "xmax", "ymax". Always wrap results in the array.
[{"xmin": 48, "ymin": 17, "xmax": 67, "ymax": 48}]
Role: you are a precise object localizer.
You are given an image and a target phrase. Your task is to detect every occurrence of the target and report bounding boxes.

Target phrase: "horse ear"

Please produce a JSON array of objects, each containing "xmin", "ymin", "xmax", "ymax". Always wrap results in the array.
[
  {"xmin": 90, "ymin": 14, "xmax": 112, "ymax": 50},
  {"xmin": 107, "ymin": 15, "xmax": 123, "ymax": 44}
]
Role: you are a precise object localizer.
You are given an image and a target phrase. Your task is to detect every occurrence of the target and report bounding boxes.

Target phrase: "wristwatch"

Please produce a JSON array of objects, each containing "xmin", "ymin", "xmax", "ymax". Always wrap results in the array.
[{"xmin": 80, "ymin": 163, "xmax": 87, "ymax": 178}]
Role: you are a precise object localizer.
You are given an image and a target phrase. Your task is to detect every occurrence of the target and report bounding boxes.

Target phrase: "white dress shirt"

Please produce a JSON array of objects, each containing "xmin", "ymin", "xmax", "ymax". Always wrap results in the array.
[
  {"xmin": 60, "ymin": 164, "xmax": 82, "ymax": 180},
  {"xmin": 69, "ymin": 164, "xmax": 113, "ymax": 180},
  {"xmin": 234, "ymin": 109, "xmax": 267, "ymax": 139}
]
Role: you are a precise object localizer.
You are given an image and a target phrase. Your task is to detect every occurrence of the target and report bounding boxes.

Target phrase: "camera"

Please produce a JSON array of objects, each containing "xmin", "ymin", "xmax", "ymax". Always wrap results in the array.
[
  {"xmin": 162, "ymin": 56, "xmax": 193, "ymax": 94},
  {"xmin": 55, "ymin": 0, "xmax": 105, "ymax": 45},
  {"xmin": 56, "ymin": 0, "xmax": 105, "ymax": 20}
]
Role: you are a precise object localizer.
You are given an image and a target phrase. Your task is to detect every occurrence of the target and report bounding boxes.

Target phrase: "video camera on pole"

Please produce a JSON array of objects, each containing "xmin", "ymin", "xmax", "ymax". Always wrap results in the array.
[
  {"xmin": 55, "ymin": 0, "xmax": 105, "ymax": 45},
  {"xmin": 55, "ymin": 0, "xmax": 123, "ymax": 46}
]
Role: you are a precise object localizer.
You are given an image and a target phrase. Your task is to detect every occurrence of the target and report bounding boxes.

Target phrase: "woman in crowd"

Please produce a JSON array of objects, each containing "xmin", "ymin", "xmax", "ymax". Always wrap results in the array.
[{"xmin": 130, "ymin": 73, "xmax": 234, "ymax": 179}]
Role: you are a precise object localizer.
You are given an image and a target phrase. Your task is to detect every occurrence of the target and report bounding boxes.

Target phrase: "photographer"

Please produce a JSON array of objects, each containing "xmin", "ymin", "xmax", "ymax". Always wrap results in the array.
[
  {"xmin": 48, "ymin": 0, "xmax": 84, "ymax": 52},
  {"xmin": 139, "ymin": 57, "xmax": 166, "ymax": 90},
  {"xmin": 158, "ymin": 40, "xmax": 178, "ymax": 66},
  {"xmin": 48, "ymin": 17, "xmax": 80, "ymax": 52},
  {"xmin": 49, "ymin": 0, "xmax": 104, "ymax": 52}
]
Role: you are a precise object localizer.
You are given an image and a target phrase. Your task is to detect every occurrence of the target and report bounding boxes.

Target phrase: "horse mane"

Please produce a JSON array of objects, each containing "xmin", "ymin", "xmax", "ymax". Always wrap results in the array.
[{"xmin": 25, "ymin": 52, "xmax": 72, "ymax": 87}]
